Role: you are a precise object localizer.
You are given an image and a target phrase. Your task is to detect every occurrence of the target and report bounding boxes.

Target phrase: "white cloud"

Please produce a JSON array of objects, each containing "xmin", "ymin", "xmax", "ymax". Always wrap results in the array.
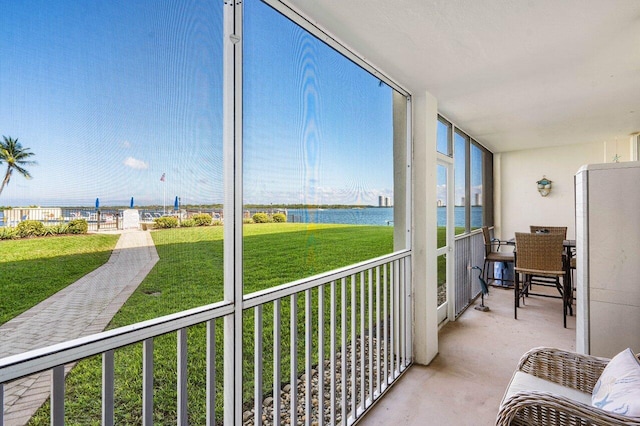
[{"xmin": 123, "ymin": 156, "xmax": 149, "ymax": 170}]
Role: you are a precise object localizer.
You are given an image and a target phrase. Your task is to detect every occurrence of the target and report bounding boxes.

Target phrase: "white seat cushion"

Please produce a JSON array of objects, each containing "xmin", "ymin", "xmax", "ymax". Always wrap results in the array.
[{"xmin": 501, "ymin": 371, "xmax": 592, "ymax": 407}]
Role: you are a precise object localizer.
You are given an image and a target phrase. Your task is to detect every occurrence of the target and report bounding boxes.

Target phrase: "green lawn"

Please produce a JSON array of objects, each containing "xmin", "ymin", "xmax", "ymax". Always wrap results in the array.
[
  {"xmin": 85, "ymin": 223, "xmax": 393, "ymax": 325},
  {"xmin": 28, "ymin": 223, "xmax": 394, "ymax": 424},
  {"xmin": 0, "ymin": 234, "xmax": 119, "ymax": 325},
  {"xmin": 436, "ymin": 226, "xmax": 467, "ymax": 287}
]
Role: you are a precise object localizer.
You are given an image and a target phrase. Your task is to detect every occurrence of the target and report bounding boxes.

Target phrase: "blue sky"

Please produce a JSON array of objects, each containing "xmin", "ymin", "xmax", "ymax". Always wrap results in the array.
[{"xmin": 0, "ymin": 0, "xmax": 394, "ymax": 208}]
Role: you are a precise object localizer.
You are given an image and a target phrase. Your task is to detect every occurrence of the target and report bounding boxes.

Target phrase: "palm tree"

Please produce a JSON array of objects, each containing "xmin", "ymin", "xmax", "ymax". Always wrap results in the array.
[{"xmin": 0, "ymin": 136, "xmax": 37, "ymax": 196}]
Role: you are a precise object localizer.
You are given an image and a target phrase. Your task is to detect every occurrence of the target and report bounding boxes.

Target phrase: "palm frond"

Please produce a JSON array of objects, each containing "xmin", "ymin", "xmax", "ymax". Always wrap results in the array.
[{"xmin": 11, "ymin": 165, "xmax": 32, "ymax": 179}]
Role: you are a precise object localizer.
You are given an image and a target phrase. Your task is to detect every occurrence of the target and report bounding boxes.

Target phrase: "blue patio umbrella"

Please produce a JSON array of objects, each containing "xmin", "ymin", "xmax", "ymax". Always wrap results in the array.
[
  {"xmin": 174, "ymin": 196, "xmax": 179, "ymax": 211},
  {"xmin": 95, "ymin": 198, "xmax": 100, "ymax": 211},
  {"xmin": 130, "ymin": 197, "xmax": 134, "ymax": 209}
]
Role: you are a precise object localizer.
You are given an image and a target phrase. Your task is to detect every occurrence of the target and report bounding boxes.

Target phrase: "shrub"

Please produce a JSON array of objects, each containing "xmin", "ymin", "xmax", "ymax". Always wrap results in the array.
[
  {"xmin": 252, "ymin": 213, "xmax": 270, "ymax": 223},
  {"xmin": 44, "ymin": 223, "xmax": 69, "ymax": 236},
  {"xmin": 181, "ymin": 219, "xmax": 196, "ymax": 228},
  {"xmin": 272, "ymin": 213, "xmax": 286, "ymax": 223},
  {"xmin": 16, "ymin": 220, "xmax": 45, "ymax": 237},
  {"xmin": 243, "ymin": 218, "xmax": 254, "ymax": 224},
  {"xmin": 192, "ymin": 213, "xmax": 212, "ymax": 226},
  {"xmin": 66, "ymin": 219, "xmax": 88, "ymax": 234},
  {"xmin": 0, "ymin": 227, "xmax": 18, "ymax": 240},
  {"xmin": 154, "ymin": 216, "xmax": 179, "ymax": 229},
  {"xmin": 212, "ymin": 220, "xmax": 223, "ymax": 226}
]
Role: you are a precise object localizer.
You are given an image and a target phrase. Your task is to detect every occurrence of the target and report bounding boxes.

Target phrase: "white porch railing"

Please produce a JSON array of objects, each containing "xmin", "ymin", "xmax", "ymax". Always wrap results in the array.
[
  {"xmin": 0, "ymin": 250, "xmax": 411, "ymax": 425},
  {"xmin": 454, "ymin": 230, "xmax": 485, "ymax": 318}
]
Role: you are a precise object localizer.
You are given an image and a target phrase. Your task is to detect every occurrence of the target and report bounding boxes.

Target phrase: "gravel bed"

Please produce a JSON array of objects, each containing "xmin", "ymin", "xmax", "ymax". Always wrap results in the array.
[{"xmin": 242, "ymin": 336, "xmax": 400, "ymax": 426}]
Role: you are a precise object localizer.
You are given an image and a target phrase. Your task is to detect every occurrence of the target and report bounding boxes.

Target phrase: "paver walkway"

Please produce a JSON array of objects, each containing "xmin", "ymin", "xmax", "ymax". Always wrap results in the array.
[{"xmin": 0, "ymin": 230, "xmax": 159, "ymax": 425}]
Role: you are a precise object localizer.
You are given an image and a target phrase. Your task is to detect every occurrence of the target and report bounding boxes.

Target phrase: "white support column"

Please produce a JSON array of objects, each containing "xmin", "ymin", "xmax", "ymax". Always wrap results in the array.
[
  {"xmin": 493, "ymin": 153, "xmax": 503, "ymax": 239},
  {"xmin": 393, "ymin": 91, "xmax": 409, "ymax": 251},
  {"xmin": 412, "ymin": 90, "xmax": 439, "ymax": 365},
  {"xmin": 631, "ymin": 133, "xmax": 640, "ymax": 161},
  {"xmin": 393, "ymin": 88, "xmax": 413, "ymax": 365},
  {"xmin": 223, "ymin": 0, "xmax": 243, "ymax": 424}
]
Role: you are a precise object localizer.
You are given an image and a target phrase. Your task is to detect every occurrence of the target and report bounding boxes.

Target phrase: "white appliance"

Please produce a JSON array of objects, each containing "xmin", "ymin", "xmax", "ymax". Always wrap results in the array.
[{"xmin": 575, "ymin": 162, "xmax": 640, "ymax": 357}]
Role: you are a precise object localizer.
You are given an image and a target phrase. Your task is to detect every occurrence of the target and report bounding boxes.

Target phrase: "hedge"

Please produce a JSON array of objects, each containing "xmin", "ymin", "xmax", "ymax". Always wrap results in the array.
[{"xmin": 154, "ymin": 216, "xmax": 179, "ymax": 228}]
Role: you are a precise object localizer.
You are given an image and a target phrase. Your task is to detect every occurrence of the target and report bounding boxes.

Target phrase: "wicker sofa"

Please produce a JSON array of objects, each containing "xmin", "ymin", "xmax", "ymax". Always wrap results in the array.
[{"xmin": 497, "ymin": 347, "xmax": 640, "ymax": 425}]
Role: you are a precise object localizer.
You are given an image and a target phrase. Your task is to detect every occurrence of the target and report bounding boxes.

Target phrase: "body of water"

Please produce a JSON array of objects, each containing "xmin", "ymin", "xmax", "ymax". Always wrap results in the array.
[
  {"xmin": 1, "ymin": 206, "xmax": 483, "ymax": 227},
  {"xmin": 287, "ymin": 208, "xmax": 394, "ymax": 226},
  {"xmin": 439, "ymin": 206, "xmax": 483, "ymax": 228},
  {"xmin": 287, "ymin": 206, "xmax": 483, "ymax": 227}
]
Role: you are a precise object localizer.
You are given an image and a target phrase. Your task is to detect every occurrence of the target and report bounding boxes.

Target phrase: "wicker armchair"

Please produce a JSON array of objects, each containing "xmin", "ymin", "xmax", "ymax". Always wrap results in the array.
[{"xmin": 497, "ymin": 347, "xmax": 640, "ymax": 425}]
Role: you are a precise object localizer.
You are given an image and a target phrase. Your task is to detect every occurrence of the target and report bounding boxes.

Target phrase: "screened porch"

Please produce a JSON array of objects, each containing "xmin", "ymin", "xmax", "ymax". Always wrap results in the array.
[{"xmin": 1, "ymin": 0, "xmax": 638, "ymax": 425}]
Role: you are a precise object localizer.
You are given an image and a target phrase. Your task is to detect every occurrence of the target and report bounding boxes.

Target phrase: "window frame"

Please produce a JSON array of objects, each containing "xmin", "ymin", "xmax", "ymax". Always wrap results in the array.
[
  {"xmin": 443, "ymin": 116, "xmax": 494, "ymax": 234},
  {"xmin": 437, "ymin": 115, "xmax": 453, "ymax": 157}
]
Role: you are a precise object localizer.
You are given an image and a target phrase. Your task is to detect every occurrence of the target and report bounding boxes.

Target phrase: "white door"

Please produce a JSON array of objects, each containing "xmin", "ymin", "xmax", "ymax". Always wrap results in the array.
[{"xmin": 437, "ymin": 157, "xmax": 455, "ymax": 324}]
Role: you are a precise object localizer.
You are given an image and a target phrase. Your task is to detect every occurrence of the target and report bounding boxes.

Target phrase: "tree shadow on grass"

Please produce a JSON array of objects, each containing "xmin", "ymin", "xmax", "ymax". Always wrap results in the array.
[{"xmin": 0, "ymin": 246, "xmax": 117, "ymax": 326}]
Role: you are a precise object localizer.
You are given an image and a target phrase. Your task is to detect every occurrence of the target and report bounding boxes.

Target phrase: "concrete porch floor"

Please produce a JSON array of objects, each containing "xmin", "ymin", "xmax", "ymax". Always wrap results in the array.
[{"xmin": 359, "ymin": 284, "xmax": 576, "ymax": 426}]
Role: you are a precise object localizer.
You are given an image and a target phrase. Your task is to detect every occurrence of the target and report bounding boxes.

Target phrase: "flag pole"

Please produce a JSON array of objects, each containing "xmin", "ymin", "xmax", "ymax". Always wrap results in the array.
[{"xmin": 161, "ymin": 173, "xmax": 166, "ymax": 215}]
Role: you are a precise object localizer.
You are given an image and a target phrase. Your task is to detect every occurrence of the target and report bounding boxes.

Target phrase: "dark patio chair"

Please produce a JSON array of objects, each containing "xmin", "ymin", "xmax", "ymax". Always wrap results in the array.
[
  {"xmin": 528, "ymin": 226, "xmax": 568, "ymax": 289},
  {"xmin": 481, "ymin": 226, "xmax": 514, "ymax": 286},
  {"xmin": 514, "ymin": 232, "xmax": 569, "ymax": 327},
  {"xmin": 529, "ymin": 225, "xmax": 567, "ymax": 237}
]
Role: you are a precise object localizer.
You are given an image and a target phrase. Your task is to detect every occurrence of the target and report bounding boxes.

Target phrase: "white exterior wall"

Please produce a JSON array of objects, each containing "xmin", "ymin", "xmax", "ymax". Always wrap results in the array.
[{"xmin": 496, "ymin": 142, "xmax": 603, "ymax": 241}]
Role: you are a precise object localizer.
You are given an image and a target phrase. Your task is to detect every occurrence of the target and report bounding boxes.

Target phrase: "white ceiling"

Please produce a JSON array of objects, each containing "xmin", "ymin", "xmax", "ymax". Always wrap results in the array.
[{"xmin": 286, "ymin": 0, "xmax": 640, "ymax": 153}]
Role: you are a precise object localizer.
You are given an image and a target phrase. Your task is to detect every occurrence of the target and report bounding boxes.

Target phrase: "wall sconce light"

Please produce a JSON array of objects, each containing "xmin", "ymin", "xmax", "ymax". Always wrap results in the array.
[{"xmin": 537, "ymin": 176, "xmax": 552, "ymax": 197}]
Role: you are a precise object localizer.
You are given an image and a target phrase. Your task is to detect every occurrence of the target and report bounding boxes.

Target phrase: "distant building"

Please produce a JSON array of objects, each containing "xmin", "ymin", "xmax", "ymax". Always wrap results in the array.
[
  {"xmin": 474, "ymin": 192, "xmax": 482, "ymax": 206},
  {"xmin": 379, "ymin": 195, "xmax": 392, "ymax": 207},
  {"xmin": 437, "ymin": 199, "xmax": 443, "ymax": 207}
]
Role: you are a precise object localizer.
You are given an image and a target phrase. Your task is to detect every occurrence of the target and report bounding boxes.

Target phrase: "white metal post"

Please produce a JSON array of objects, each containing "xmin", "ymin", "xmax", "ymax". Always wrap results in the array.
[
  {"xmin": 254, "ymin": 307, "xmax": 263, "ymax": 426},
  {"xmin": 102, "ymin": 350, "xmax": 115, "ymax": 426},
  {"xmin": 0, "ymin": 383, "xmax": 3, "ymax": 426},
  {"xmin": 305, "ymin": 290, "xmax": 312, "ymax": 425},
  {"xmin": 177, "ymin": 328, "xmax": 188, "ymax": 425},
  {"xmin": 223, "ymin": 0, "xmax": 243, "ymax": 424},
  {"xmin": 142, "ymin": 338, "xmax": 154, "ymax": 426},
  {"xmin": 51, "ymin": 365, "xmax": 65, "ymax": 426},
  {"xmin": 206, "ymin": 320, "xmax": 216, "ymax": 425},
  {"xmin": 405, "ymin": 97, "xmax": 413, "ymax": 363},
  {"xmin": 290, "ymin": 293, "xmax": 298, "ymax": 425},
  {"xmin": 273, "ymin": 300, "xmax": 282, "ymax": 424}
]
